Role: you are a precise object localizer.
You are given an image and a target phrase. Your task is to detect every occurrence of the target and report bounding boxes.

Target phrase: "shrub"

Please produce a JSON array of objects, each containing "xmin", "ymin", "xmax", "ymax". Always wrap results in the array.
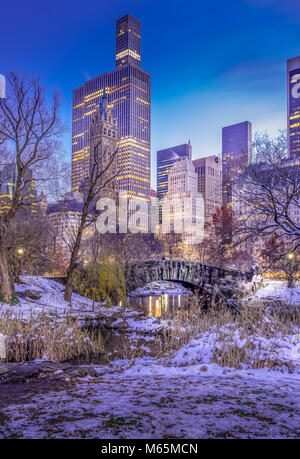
[{"xmin": 72, "ymin": 258, "xmax": 126, "ymax": 306}]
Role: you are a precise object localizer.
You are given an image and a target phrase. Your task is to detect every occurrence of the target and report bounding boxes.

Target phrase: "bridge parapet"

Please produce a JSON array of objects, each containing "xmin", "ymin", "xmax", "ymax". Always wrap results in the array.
[{"xmin": 125, "ymin": 259, "xmax": 260, "ymax": 298}]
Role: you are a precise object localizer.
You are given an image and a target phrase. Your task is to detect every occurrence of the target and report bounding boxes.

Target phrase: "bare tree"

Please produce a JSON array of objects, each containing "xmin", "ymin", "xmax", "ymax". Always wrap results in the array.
[
  {"xmin": 6, "ymin": 215, "xmax": 53, "ymax": 280},
  {"xmin": 260, "ymin": 236, "xmax": 300, "ymax": 288},
  {"xmin": 64, "ymin": 141, "xmax": 118, "ymax": 302},
  {"xmin": 234, "ymin": 132, "xmax": 300, "ymax": 258},
  {"xmin": 193, "ymin": 206, "xmax": 234, "ymax": 267},
  {"xmin": 76, "ymin": 231, "xmax": 164, "ymax": 272},
  {"xmin": 0, "ymin": 73, "xmax": 62, "ymax": 301}
]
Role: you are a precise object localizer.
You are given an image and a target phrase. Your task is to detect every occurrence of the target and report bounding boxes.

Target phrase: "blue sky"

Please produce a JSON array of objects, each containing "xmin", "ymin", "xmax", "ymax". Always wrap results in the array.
[{"xmin": 1, "ymin": 0, "xmax": 300, "ymax": 188}]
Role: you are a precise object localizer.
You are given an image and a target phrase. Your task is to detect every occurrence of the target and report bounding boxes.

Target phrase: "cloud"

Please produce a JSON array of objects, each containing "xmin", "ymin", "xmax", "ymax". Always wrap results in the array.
[
  {"xmin": 216, "ymin": 59, "xmax": 284, "ymax": 94},
  {"xmin": 244, "ymin": 0, "xmax": 300, "ymax": 22}
]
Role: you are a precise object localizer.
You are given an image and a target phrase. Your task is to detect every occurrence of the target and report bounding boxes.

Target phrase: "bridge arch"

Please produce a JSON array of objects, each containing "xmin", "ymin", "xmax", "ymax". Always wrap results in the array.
[{"xmin": 125, "ymin": 259, "xmax": 242, "ymax": 294}]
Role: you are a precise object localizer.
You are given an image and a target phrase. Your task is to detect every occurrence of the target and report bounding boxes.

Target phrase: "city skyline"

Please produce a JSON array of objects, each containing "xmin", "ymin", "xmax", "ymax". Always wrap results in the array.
[
  {"xmin": 0, "ymin": 3, "xmax": 300, "ymax": 442},
  {"xmin": 1, "ymin": 0, "xmax": 300, "ymax": 189}
]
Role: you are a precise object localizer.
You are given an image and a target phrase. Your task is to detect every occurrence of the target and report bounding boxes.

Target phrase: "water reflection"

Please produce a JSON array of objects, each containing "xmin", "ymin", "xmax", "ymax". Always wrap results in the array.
[{"xmin": 127, "ymin": 293, "xmax": 193, "ymax": 318}]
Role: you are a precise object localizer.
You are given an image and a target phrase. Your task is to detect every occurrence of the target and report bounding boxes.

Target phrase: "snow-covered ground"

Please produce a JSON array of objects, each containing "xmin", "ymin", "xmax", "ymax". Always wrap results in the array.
[
  {"xmin": 0, "ymin": 277, "xmax": 142, "ymax": 322},
  {"xmin": 0, "ymin": 366, "xmax": 299, "ymax": 438},
  {"xmin": 1, "ymin": 277, "xmax": 299, "ymax": 370},
  {"xmin": 248, "ymin": 280, "xmax": 300, "ymax": 306},
  {"xmin": 0, "ymin": 277, "xmax": 300, "ymax": 438}
]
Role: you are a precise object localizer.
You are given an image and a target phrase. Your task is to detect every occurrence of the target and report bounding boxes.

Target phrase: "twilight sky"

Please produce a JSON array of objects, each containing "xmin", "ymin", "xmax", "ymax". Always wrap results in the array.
[{"xmin": 1, "ymin": 0, "xmax": 300, "ymax": 188}]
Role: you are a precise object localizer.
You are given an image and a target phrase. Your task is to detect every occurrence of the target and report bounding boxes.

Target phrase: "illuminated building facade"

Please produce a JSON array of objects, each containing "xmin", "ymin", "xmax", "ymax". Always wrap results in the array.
[
  {"xmin": 0, "ymin": 164, "xmax": 37, "ymax": 215},
  {"xmin": 193, "ymin": 155, "xmax": 222, "ymax": 221},
  {"xmin": 163, "ymin": 158, "xmax": 203, "ymax": 244},
  {"xmin": 116, "ymin": 14, "xmax": 141, "ymax": 68},
  {"xmin": 47, "ymin": 195, "xmax": 94, "ymax": 263},
  {"xmin": 222, "ymin": 121, "xmax": 252, "ymax": 207},
  {"xmin": 72, "ymin": 14, "xmax": 151, "ymax": 213},
  {"xmin": 287, "ymin": 56, "xmax": 300, "ymax": 159},
  {"xmin": 157, "ymin": 142, "xmax": 192, "ymax": 223}
]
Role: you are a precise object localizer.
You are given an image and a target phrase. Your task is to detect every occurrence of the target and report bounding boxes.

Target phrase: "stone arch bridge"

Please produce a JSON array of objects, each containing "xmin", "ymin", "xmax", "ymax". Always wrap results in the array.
[{"xmin": 125, "ymin": 259, "xmax": 261, "ymax": 298}]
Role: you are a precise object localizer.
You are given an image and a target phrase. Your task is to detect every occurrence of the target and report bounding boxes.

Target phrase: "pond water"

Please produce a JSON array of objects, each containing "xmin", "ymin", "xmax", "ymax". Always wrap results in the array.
[
  {"xmin": 126, "ymin": 293, "xmax": 194, "ymax": 318},
  {"xmin": 78, "ymin": 286, "xmax": 195, "ymax": 364},
  {"xmin": 96, "ymin": 292, "xmax": 194, "ymax": 362}
]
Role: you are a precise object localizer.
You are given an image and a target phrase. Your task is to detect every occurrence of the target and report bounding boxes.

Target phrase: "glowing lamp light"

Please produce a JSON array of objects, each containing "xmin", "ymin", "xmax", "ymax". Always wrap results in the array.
[
  {"xmin": 16, "ymin": 248, "xmax": 24, "ymax": 255},
  {"xmin": 287, "ymin": 252, "xmax": 294, "ymax": 260}
]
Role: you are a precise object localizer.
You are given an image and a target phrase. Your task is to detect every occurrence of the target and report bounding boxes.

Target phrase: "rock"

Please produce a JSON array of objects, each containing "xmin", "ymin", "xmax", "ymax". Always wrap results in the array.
[
  {"xmin": 224, "ymin": 275, "xmax": 234, "ymax": 282},
  {"xmin": 25, "ymin": 289, "xmax": 41, "ymax": 301},
  {"xmin": 110, "ymin": 319, "xmax": 127, "ymax": 330},
  {"xmin": 67, "ymin": 366, "xmax": 98, "ymax": 378},
  {"xmin": 203, "ymin": 286, "xmax": 213, "ymax": 295},
  {"xmin": 233, "ymin": 288, "xmax": 245, "ymax": 298},
  {"xmin": 0, "ymin": 361, "xmax": 71, "ymax": 384},
  {"xmin": 0, "ymin": 361, "xmax": 103, "ymax": 384}
]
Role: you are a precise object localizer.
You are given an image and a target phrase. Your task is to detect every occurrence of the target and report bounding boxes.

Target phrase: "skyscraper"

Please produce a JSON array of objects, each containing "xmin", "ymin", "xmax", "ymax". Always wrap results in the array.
[
  {"xmin": 157, "ymin": 142, "xmax": 192, "ymax": 223},
  {"xmin": 222, "ymin": 121, "xmax": 252, "ymax": 207},
  {"xmin": 163, "ymin": 157, "xmax": 203, "ymax": 245},
  {"xmin": 116, "ymin": 15, "xmax": 141, "ymax": 68},
  {"xmin": 0, "ymin": 164, "xmax": 37, "ymax": 215},
  {"xmin": 287, "ymin": 56, "xmax": 300, "ymax": 159},
  {"xmin": 193, "ymin": 155, "xmax": 222, "ymax": 222},
  {"xmin": 72, "ymin": 14, "xmax": 151, "ymax": 208}
]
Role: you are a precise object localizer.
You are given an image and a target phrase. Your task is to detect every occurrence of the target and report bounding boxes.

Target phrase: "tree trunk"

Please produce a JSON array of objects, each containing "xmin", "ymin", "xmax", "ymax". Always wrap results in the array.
[
  {"xmin": 64, "ymin": 271, "xmax": 73, "ymax": 303},
  {"xmin": 0, "ymin": 246, "xmax": 14, "ymax": 303},
  {"xmin": 287, "ymin": 276, "xmax": 295, "ymax": 288},
  {"xmin": 64, "ymin": 232, "xmax": 83, "ymax": 303}
]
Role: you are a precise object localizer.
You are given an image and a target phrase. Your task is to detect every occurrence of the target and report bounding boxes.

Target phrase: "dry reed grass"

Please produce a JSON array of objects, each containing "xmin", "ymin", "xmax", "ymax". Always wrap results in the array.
[
  {"xmin": 155, "ymin": 296, "xmax": 300, "ymax": 370},
  {"xmin": 0, "ymin": 310, "xmax": 104, "ymax": 363}
]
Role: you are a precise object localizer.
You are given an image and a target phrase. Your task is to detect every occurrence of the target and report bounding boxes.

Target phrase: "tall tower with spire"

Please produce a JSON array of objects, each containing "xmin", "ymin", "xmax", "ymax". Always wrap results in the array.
[
  {"xmin": 71, "ymin": 14, "xmax": 151, "ymax": 230},
  {"xmin": 89, "ymin": 91, "xmax": 118, "ymax": 199}
]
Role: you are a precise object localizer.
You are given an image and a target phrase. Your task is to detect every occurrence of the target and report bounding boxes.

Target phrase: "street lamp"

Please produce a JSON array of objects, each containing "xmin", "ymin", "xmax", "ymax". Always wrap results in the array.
[
  {"xmin": 16, "ymin": 248, "xmax": 24, "ymax": 256},
  {"xmin": 287, "ymin": 252, "xmax": 294, "ymax": 261}
]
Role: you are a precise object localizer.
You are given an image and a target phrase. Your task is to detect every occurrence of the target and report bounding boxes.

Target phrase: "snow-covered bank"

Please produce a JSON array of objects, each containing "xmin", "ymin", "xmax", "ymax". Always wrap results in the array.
[
  {"xmin": 0, "ymin": 277, "xmax": 171, "ymax": 333},
  {"xmin": 248, "ymin": 280, "xmax": 300, "ymax": 306},
  {"xmin": 0, "ymin": 276, "xmax": 144, "ymax": 323},
  {"xmin": 1, "ymin": 277, "xmax": 299, "ymax": 377}
]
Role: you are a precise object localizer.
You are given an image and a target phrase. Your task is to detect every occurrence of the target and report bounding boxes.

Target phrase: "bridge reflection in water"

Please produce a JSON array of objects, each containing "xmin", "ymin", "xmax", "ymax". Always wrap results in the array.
[{"xmin": 128, "ymin": 293, "xmax": 192, "ymax": 318}]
